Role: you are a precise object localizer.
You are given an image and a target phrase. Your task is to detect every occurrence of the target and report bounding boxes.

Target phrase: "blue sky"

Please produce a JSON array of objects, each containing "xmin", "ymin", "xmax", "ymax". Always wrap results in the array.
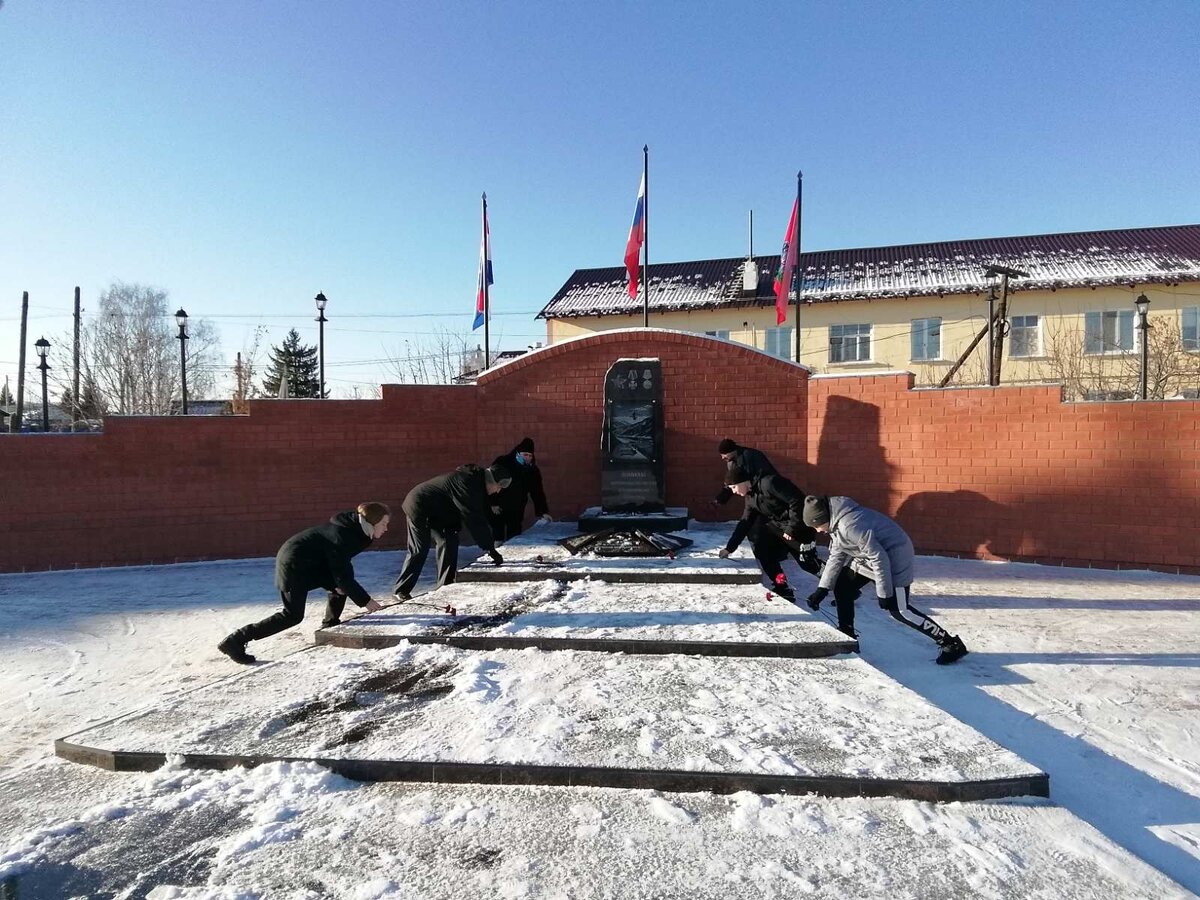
[{"xmin": 2, "ymin": 0, "xmax": 1198, "ymax": 397}]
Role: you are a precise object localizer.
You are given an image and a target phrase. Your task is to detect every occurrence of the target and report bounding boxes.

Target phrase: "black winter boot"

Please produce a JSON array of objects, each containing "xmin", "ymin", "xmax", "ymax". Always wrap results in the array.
[
  {"xmin": 218, "ymin": 634, "xmax": 257, "ymax": 665},
  {"xmin": 935, "ymin": 636, "xmax": 968, "ymax": 665}
]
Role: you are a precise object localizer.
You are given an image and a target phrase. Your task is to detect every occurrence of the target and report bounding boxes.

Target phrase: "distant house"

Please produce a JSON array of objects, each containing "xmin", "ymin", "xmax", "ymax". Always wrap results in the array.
[
  {"xmin": 538, "ymin": 224, "xmax": 1200, "ymax": 396},
  {"xmin": 1, "ymin": 404, "xmax": 74, "ymax": 430},
  {"xmin": 454, "ymin": 349, "xmax": 532, "ymax": 384},
  {"xmin": 168, "ymin": 399, "xmax": 234, "ymax": 416}
]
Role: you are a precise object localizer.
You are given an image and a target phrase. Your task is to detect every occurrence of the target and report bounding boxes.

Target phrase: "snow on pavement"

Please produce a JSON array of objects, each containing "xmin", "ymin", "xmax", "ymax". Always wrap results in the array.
[
  {"xmin": 1, "ymin": 546, "xmax": 1199, "ymax": 896},
  {"xmin": 1, "ymin": 760, "xmax": 1189, "ymax": 899},
  {"xmin": 59, "ymin": 642, "xmax": 1038, "ymax": 784}
]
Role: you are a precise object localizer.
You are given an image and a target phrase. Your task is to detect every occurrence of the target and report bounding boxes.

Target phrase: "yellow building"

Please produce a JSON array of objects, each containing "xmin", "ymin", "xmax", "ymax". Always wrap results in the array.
[{"xmin": 538, "ymin": 224, "xmax": 1200, "ymax": 399}]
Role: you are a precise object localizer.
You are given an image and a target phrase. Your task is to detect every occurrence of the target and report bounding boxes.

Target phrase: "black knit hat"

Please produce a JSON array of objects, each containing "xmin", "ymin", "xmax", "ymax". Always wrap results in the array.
[
  {"xmin": 718, "ymin": 438, "xmax": 738, "ymax": 454},
  {"xmin": 515, "ymin": 437, "xmax": 535, "ymax": 453},
  {"xmin": 803, "ymin": 495, "xmax": 831, "ymax": 528},
  {"xmin": 724, "ymin": 464, "xmax": 751, "ymax": 485}
]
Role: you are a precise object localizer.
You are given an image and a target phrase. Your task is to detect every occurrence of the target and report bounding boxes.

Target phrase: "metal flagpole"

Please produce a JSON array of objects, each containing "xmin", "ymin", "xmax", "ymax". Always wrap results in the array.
[
  {"xmin": 793, "ymin": 171, "xmax": 803, "ymax": 363},
  {"xmin": 642, "ymin": 145, "xmax": 649, "ymax": 328},
  {"xmin": 482, "ymin": 192, "xmax": 490, "ymax": 371},
  {"xmin": 73, "ymin": 286, "xmax": 81, "ymax": 425}
]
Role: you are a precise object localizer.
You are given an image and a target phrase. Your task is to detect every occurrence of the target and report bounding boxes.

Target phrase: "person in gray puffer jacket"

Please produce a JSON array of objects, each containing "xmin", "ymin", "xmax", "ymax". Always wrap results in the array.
[{"xmin": 803, "ymin": 495, "xmax": 968, "ymax": 665}]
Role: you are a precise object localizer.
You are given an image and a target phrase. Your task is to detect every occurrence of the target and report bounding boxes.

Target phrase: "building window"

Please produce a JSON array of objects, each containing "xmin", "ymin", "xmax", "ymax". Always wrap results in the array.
[
  {"xmin": 1009, "ymin": 315, "xmax": 1040, "ymax": 357},
  {"xmin": 704, "ymin": 329, "xmax": 730, "ymax": 340},
  {"xmin": 764, "ymin": 326, "xmax": 792, "ymax": 360},
  {"xmin": 830, "ymin": 324, "xmax": 871, "ymax": 363},
  {"xmin": 1183, "ymin": 308, "xmax": 1199, "ymax": 352},
  {"xmin": 910, "ymin": 317, "xmax": 941, "ymax": 361},
  {"xmin": 1084, "ymin": 310, "xmax": 1134, "ymax": 354}
]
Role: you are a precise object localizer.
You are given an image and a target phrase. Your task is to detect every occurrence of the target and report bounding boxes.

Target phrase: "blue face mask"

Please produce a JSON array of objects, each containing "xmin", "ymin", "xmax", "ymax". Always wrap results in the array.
[{"xmin": 515, "ymin": 453, "xmax": 531, "ymax": 466}]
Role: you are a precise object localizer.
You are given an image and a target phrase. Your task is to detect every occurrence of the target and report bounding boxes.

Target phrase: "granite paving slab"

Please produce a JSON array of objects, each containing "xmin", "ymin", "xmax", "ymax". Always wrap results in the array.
[
  {"xmin": 318, "ymin": 579, "xmax": 857, "ymax": 657},
  {"xmin": 57, "ymin": 643, "xmax": 1046, "ymax": 801}
]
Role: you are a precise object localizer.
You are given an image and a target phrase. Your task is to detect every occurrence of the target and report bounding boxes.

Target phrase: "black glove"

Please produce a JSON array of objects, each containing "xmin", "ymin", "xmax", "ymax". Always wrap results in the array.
[
  {"xmin": 488, "ymin": 549, "xmax": 503, "ymax": 566},
  {"xmin": 879, "ymin": 594, "xmax": 897, "ymax": 611},
  {"xmin": 806, "ymin": 587, "xmax": 829, "ymax": 611}
]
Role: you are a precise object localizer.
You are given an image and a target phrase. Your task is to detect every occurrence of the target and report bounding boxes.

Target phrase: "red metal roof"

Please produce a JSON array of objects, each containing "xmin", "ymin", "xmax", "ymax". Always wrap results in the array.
[{"xmin": 539, "ymin": 224, "xmax": 1200, "ymax": 319}]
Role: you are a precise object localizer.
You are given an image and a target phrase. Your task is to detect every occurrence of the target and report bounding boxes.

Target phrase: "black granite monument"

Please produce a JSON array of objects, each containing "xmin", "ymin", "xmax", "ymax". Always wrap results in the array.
[{"xmin": 577, "ymin": 358, "xmax": 688, "ymax": 534}]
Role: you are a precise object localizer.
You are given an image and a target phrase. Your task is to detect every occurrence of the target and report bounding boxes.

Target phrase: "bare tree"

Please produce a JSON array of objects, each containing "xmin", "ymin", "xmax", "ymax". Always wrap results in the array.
[
  {"xmin": 1037, "ymin": 317, "xmax": 1200, "ymax": 400},
  {"xmin": 382, "ymin": 326, "xmax": 477, "ymax": 384},
  {"xmin": 230, "ymin": 325, "xmax": 267, "ymax": 414},
  {"xmin": 347, "ymin": 384, "xmax": 383, "ymax": 400},
  {"xmin": 54, "ymin": 282, "xmax": 221, "ymax": 415}
]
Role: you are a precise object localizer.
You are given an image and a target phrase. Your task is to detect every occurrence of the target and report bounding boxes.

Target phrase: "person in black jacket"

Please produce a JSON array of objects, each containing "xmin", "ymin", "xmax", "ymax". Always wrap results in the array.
[
  {"xmin": 711, "ymin": 438, "xmax": 778, "ymax": 506},
  {"xmin": 217, "ymin": 502, "xmax": 391, "ymax": 665},
  {"xmin": 393, "ymin": 463, "xmax": 511, "ymax": 600},
  {"xmin": 487, "ymin": 437, "xmax": 551, "ymax": 542},
  {"xmin": 717, "ymin": 465, "xmax": 823, "ymax": 605}
]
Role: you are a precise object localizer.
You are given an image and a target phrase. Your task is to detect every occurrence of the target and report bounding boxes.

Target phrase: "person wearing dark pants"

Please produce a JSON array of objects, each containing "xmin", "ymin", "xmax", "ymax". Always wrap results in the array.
[
  {"xmin": 393, "ymin": 463, "xmax": 511, "ymax": 600},
  {"xmin": 487, "ymin": 437, "xmax": 551, "ymax": 542},
  {"xmin": 803, "ymin": 495, "xmax": 968, "ymax": 664},
  {"xmin": 717, "ymin": 464, "xmax": 823, "ymax": 605},
  {"xmin": 711, "ymin": 438, "xmax": 778, "ymax": 507},
  {"xmin": 217, "ymin": 502, "xmax": 391, "ymax": 665}
]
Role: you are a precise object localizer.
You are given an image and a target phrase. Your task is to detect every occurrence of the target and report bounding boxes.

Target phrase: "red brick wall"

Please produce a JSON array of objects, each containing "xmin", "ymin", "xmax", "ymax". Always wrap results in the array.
[
  {"xmin": 3, "ymin": 332, "xmax": 1197, "ymax": 574},
  {"xmin": 806, "ymin": 373, "xmax": 1200, "ymax": 573},
  {"xmin": 0, "ymin": 387, "xmax": 477, "ymax": 572},
  {"xmin": 0, "ymin": 332, "xmax": 808, "ymax": 572}
]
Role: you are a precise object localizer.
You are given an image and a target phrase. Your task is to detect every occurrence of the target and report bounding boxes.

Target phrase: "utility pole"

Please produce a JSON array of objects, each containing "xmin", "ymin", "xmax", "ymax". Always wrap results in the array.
[
  {"xmin": 983, "ymin": 280, "xmax": 997, "ymax": 387},
  {"xmin": 984, "ymin": 264, "xmax": 1029, "ymax": 386},
  {"xmin": 12, "ymin": 292, "xmax": 29, "ymax": 432}
]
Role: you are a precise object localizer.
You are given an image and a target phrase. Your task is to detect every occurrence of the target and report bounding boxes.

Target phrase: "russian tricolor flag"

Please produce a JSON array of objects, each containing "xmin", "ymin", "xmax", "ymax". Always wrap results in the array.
[
  {"xmin": 474, "ymin": 204, "xmax": 493, "ymax": 331},
  {"xmin": 624, "ymin": 172, "xmax": 646, "ymax": 300}
]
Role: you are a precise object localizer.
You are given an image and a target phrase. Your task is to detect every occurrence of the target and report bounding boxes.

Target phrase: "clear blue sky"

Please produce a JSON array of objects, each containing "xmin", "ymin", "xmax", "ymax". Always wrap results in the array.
[{"xmin": 2, "ymin": 0, "xmax": 1198, "ymax": 397}]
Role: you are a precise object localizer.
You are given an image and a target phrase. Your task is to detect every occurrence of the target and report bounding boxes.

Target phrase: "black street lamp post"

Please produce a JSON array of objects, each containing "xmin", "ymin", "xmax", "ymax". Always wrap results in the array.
[
  {"xmin": 315, "ymin": 292, "xmax": 328, "ymax": 399},
  {"xmin": 35, "ymin": 336, "xmax": 50, "ymax": 431},
  {"xmin": 1135, "ymin": 293, "xmax": 1150, "ymax": 401},
  {"xmin": 175, "ymin": 308, "xmax": 189, "ymax": 415}
]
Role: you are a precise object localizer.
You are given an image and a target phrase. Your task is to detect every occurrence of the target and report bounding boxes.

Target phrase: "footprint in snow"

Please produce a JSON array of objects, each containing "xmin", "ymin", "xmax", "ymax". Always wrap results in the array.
[{"xmin": 647, "ymin": 795, "xmax": 696, "ymax": 826}]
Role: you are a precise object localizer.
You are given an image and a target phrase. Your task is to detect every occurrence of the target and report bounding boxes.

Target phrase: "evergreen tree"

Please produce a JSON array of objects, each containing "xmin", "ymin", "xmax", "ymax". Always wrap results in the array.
[
  {"xmin": 59, "ymin": 386, "xmax": 75, "ymax": 417},
  {"xmin": 262, "ymin": 329, "xmax": 323, "ymax": 398},
  {"xmin": 79, "ymin": 376, "xmax": 106, "ymax": 419},
  {"xmin": 0, "ymin": 378, "xmax": 13, "ymax": 406}
]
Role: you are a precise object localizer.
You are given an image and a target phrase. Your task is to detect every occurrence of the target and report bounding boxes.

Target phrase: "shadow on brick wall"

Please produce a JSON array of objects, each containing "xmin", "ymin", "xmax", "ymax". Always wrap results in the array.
[{"xmin": 812, "ymin": 395, "xmax": 896, "ymax": 510}]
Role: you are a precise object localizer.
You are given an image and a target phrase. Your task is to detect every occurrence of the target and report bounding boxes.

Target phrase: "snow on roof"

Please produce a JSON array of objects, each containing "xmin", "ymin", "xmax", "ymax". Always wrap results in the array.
[{"xmin": 538, "ymin": 224, "xmax": 1200, "ymax": 318}]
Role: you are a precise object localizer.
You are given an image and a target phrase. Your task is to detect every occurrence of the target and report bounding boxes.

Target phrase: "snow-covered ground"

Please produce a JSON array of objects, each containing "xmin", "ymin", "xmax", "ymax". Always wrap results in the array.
[
  {"xmin": 326, "ymin": 579, "xmax": 853, "ymax": 649},
  {"xmin": 1, "ymin": 546, "xmax": 1199, "ymax": 897}
]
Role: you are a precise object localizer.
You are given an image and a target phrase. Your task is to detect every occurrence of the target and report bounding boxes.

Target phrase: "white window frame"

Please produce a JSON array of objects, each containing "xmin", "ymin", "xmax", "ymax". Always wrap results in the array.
[
  {"xmin": 764, "ymin": 326, "xmax": 793, "ymax": 360},
  {"xmin": 830, "ymin": 323, "xmax": 872, "ymax": 363},
  {"xmin": 1009, "ymin": 314, "xmax": 1041, "ymax": 358},
  {"xmin": 910, "ymin": 317, "xmax": 942, "ymax": 361},
  {"xmin": 1183, "ymin": 307, "xmax": 1200, "ymax": 352},
  {"xmin": 1084, "ymin": 310, "xmax": 1134, "ymax": 355}
]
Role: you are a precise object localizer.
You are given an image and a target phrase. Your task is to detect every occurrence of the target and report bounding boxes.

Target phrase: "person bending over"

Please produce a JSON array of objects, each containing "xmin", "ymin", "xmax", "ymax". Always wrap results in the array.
[
  {"xmin": 393, "ymin": 463, "xmax": 510, "ymax": 600},
  {"xmin": 487, "ymin": 437, "xmax": 551, "ymax": 541},
  {"xmin": 803, "ymin": 495, "xmax": 968, "ymax": 663},
  {"xmin": 218, "ymin": 501, "xmax": 390, "ymax": 665},
  {"xmin": 717, "ymin": 464, "xmax": 824, "ymax": 607}
]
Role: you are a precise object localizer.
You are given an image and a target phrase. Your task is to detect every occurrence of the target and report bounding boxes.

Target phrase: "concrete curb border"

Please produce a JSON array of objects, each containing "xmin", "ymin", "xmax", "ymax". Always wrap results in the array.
[
  {"xmin": 52, "ymin": 739, "xmax": 1049, "ymax": 803},
  {"xmin": 313, "ymin": 629, "xmax": 860, "ymax": 658},
  {"xmin": 457, "ymin": 568, "xmax": 762, "ymax": 584}
]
